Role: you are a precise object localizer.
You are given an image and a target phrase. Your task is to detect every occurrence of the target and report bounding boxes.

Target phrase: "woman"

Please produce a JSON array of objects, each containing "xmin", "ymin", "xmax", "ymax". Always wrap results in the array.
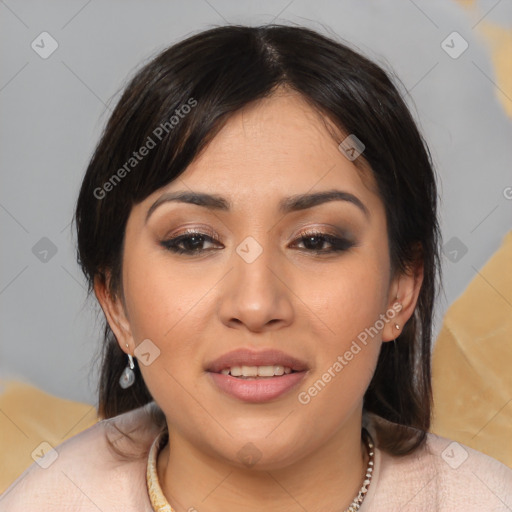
[{"xmin": 2, "ymin": 23, "xmax": 511, "ymax": 511}]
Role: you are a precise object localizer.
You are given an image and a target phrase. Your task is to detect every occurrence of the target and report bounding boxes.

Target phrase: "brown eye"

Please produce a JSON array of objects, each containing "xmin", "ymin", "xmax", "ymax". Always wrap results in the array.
[
  {"xmin": 293, "ymin": 230, "xmax": 356, "ymax": 254},
  {"xmin": 160, "ymin": 231, "xmax": 222, "ymax": 255}
]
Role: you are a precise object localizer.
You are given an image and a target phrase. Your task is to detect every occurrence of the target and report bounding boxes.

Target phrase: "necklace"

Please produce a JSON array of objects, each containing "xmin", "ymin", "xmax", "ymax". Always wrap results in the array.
[
  {"xmin": 344, "ymin": 428, "xmax": 375, "ymax": 512},
  {"xmin": 146, "ymin": 428, "xmax": 375, "ymax": 512}
]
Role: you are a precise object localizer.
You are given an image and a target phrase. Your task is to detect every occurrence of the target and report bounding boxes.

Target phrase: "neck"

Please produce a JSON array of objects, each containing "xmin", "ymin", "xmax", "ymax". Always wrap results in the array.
[{"xmin": 156, "ymin": 413, "xmax": 369, "ymax": 512}]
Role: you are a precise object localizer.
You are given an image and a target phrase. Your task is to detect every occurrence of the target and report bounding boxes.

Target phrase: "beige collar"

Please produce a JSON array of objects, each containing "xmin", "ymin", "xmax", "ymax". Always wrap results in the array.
[{"xmin": 146, "ymin": 430, "xmax": 172, "ymax": 512}]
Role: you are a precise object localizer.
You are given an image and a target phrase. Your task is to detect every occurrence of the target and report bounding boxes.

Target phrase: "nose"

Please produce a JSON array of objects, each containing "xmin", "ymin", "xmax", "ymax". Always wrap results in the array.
[{"xmin": 217, "ymin": 239, "xmax": 294, "ymax": 333}]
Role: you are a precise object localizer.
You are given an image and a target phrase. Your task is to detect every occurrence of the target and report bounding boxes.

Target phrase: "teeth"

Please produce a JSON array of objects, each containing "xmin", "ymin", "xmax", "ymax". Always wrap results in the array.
[
  {"xmin": 257, "ymin": 365, "xmax": 275, "ymax": 377},
  {"xmin": 242, "ymin": 365, "xmax": 259, "ymax": 377},
  {"xmin": 274, "ymin": 365, "xmax": 284, "ymax": 376},
  {"xmin": 220, "ymin": 365, "xmax": 294, "ymax": 377}
]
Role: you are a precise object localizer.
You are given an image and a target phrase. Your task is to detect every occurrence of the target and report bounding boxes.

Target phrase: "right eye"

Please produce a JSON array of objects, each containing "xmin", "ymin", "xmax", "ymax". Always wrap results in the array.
[{"xmin": 160, "ymin": 231, "xmax": 223, "ymax": 255}]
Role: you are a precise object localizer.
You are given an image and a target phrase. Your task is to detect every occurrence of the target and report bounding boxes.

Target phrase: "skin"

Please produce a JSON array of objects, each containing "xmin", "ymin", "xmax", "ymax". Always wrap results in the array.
[{"xmin": 96, "ymin": 87, "xmax": 423, "ymax": 512}]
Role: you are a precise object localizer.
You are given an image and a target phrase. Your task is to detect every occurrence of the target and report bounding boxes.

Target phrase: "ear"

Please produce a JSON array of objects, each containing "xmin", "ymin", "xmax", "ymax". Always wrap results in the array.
[
  {"xmin": 93, "ymin": 274, "xmax": 134, "ymax": 354},
  {"xmin": 381, "ymin": 251, "xmax": 424, "ymax": 343}
]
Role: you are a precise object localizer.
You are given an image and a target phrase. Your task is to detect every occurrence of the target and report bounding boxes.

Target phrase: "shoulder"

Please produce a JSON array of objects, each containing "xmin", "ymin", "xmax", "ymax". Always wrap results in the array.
[
  {"xmin": 373, "ymin": 429, "xmax": 512, "ymax": 510},
  {"xmin": 423, "ymin": 432, "xmax": 512, "ymax": 499},
  {"xmin": 0, "ymin": 402, "xmax": 163, "ymax": 512}
]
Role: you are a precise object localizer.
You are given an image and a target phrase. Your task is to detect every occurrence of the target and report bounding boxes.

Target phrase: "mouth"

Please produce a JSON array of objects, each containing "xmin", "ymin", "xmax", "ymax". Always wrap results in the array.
[
  {"xmin": 206, "ymin": 348, "xmax": 308, "ymax": 374},
  {"xmin": 205, "ymin": 348, "xmax": 309, "ymax": 403},
  {"xmin": 218, "ymin": 365, "xmax": 296, "ymax": 379}
]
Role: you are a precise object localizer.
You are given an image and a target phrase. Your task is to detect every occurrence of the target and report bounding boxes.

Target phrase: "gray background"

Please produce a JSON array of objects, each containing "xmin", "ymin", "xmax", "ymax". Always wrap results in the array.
[{"xmin": 1, "ymin": 0, "xmax": 511, "ymax": 405}]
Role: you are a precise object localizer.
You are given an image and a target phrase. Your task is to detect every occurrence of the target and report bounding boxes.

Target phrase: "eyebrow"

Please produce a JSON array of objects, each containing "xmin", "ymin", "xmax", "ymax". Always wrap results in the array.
[{"xmin": 145, "ymin": 189, "xmax": 370, "ymax": 223}]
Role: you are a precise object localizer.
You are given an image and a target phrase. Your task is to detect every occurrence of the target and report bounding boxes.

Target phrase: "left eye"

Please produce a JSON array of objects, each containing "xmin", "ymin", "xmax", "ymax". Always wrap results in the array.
[{"xmin": 292, "ymin": 231, "xmax": 355, "ymax": 253}]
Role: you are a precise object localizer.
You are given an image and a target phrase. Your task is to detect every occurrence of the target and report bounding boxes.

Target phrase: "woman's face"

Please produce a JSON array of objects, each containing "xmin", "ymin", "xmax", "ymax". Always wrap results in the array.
[{"xmin": 100, "ymin": 89, "xmax": 418, "ymax": 469}]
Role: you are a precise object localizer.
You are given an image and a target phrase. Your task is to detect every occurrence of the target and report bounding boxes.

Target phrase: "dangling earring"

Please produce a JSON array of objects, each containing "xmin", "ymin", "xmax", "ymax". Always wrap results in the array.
[{"xmin": 119, "ymin": 353, "xmax": 135, "ymax": 389}]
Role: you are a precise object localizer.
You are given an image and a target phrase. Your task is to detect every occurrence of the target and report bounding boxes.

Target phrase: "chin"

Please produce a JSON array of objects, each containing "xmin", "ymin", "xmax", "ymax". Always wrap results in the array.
[{"xmin": 210, "ymin": 431, "xmax": 309, "ymax": 472}]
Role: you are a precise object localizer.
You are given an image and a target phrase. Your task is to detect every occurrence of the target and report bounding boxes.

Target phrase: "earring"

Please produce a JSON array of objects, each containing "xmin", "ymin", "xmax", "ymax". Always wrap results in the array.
[
  {"xmin": 394, "ymin": 295, "xmax": 401, "ymax": 331},
  {"xmin": 119, "ymin": 353, "xmax": 135, "ymax": 389},
  {"xmin": 394, "ymin": 299, "xmax": 402, "ymax": 327}
]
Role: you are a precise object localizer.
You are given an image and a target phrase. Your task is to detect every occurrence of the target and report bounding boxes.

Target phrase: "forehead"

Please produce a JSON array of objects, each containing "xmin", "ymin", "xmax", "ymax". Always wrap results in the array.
[{"xmin": 142, "ymin": 89, "xmax": 382, "ymax": 219}]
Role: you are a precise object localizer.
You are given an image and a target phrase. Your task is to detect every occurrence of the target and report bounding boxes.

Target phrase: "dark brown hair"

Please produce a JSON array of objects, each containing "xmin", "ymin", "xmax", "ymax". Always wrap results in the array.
[{"xmin": 75, "ymin": 23, "xmax": 442, "ymax": 456}]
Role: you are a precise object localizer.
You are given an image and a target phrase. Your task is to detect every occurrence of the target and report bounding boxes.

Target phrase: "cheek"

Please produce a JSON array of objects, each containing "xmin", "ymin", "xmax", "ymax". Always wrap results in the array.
[
  {"xmin": 122, "ymin": 254, "xmax": 212, "ymax": 427},
  {"xmin": 295, "ymin": 252, "xmax": 388, "ymax": 416},
  {"xmin": 305, "ymin": 252, "xmax": 389, "ymax": 343},
  {"xmin": 121, "ymin": 242, "xmax": 230, "ymax": 388},
  {"xmin": 123, "ymin": 245, "xmax": 199, "ymax": 340},
  {"xmin": 295, "ymin": 343, "xmax": 379, "ymax": 448}
]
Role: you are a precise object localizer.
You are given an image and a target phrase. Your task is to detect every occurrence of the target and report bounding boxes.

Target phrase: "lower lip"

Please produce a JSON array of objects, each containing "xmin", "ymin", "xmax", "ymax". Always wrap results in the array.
[{"xmin": 208, "ymin": 371, "xmax": 307, "ymax": 403}]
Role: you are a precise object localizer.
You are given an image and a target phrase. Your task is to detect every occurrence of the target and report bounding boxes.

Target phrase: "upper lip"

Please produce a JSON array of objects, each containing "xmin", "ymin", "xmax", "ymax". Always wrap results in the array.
[{"xmin": 206, "ymin": 348, "xmax": 309, "ymax": 373}]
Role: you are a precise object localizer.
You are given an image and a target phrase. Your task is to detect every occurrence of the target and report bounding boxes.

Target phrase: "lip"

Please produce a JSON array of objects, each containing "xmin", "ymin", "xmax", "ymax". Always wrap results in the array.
[
  {"xmin": 205, "ymin": 348, "xmax": 309, "ymax": 374},
  {"xmin": 208, "ymin": 371, "xmax": 307, "ymax": 403},
  {"xmin": 205, "ymin": 348, "xmax": 309, "ymax": 404}
]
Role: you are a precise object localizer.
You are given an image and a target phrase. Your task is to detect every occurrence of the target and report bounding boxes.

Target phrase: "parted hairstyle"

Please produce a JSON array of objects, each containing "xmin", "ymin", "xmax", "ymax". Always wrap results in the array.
[{"xmin": 74, "ymin": 23, "xmax": 442, "ymax": 456}]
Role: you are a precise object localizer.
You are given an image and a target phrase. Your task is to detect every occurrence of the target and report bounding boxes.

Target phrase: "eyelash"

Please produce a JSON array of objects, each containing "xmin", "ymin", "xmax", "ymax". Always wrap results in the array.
[{"xmin": 160, "ymin": 229, "xmax": 355, "ymax": 256}]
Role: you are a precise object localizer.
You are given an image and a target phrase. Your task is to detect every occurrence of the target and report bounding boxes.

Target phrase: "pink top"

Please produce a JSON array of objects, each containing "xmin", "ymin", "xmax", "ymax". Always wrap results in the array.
[{"xmin": 1, "ymin": 403, "xmax": 511, "ymax": 511}]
